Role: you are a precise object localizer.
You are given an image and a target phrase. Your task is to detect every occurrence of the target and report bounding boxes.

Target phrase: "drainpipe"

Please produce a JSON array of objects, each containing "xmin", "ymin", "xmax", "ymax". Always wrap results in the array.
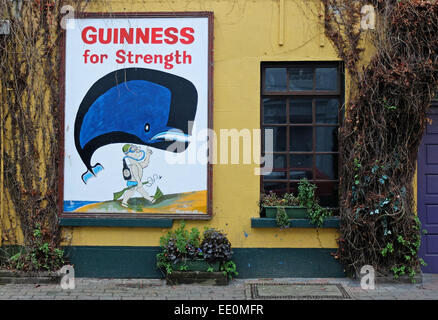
[{"xmin": 279, "ymin": 0, "xmax": 284, "ymax": 46}]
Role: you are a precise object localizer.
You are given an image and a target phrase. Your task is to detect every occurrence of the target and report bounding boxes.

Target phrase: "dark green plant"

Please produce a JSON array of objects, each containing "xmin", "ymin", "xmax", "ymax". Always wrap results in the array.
[
  {"xmin": 179, "ymin": 265, "xmax": 189, "ymax": 271},
  {"xmin": 298, "ymin": 179, "xmax": 332, "ymax": 227},
  {"xmin": 201, "ymin": 228, "xmax": 233, "ymax": 263},
  {"xmin": 259, "ymin": 191, "xmax": 281, "ymax": 209},
  {"xmin": 259, "ymin": 191, "xmax": 300, "ymax": 208},
  {"xmin": 7, "ymin": 223, "xmax": 65, "ymax": 272},
  {"xmin": 308, "ymin": 204, "xmax": 332, "ymax": 228},
  {"xmin": 380, "ymin": 216, "xmax": 427, "ymax": 282},
  {"xmin": 298, "ymin": 178, "xmax": 317, "ymax": 208},
  {"xmin": 220, "ymin": 260, "xmax": 238, "ymax": 279},
  {"xmin": 156, "ymin": 221, "xmax": 201, "ymax": 275},
  {"xmin": 157, "ymin": 223, "xmax": 237, "ymax": 279},
  {"xmin": 275, "ymin": 207, "xmax": 290, "ymax": 229},
  {"xmin": 282, "ymin": 193, "xmax": 300, "ymax": 206}
]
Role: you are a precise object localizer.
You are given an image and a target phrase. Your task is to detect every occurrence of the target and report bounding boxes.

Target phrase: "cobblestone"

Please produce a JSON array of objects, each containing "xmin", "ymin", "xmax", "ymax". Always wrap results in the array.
[{"xmin": 0, "ymin": 274, "xmax": 437, "ymax": 300}]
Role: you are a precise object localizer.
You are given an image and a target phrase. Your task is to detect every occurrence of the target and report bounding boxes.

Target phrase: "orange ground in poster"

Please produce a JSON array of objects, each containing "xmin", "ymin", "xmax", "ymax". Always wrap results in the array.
[{"xmin": 74, "ymin": 190, "xmax": 207, "ymax": 214}]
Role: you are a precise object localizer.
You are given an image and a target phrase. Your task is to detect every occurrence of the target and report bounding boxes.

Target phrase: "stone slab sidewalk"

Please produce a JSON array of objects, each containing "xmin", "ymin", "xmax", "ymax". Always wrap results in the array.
[{"xmin": 0, "ymin": 274, "xmax": 437, "ymax": 300}]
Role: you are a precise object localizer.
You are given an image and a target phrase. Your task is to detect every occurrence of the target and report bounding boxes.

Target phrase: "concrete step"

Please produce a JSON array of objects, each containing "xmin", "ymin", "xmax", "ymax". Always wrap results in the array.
[
  {"xmin": 0, "ymin": 276, "xmax": 59, "ymax": 285},
  {"xmin": 0, "ymin": 269, "xmax": 61, "ymax": 285}
]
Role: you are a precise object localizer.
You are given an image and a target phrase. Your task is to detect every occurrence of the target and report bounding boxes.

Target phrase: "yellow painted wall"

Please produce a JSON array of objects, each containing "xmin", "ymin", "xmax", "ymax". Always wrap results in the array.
[
  {"xmin": 10, "ymin": 0, "xmax": 422, "ymax": 250},
  {"xmin": 57, "ymin": 0, "xmax": 340, "ymax": 249}
]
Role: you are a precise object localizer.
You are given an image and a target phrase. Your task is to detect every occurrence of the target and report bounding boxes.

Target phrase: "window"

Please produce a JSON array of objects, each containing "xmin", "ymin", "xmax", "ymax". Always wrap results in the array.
[{"xmin": 261, "ymin": 62, "xmax": 343, "ymax": 207}]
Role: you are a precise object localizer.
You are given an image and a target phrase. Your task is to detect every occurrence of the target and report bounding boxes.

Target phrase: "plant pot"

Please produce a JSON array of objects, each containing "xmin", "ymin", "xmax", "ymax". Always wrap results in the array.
[
  {"xmin": 172, "ymin": 258, "xmax": 220, "ymax": 272},
  {"xmin": 264, "ymin": 206, "xmax": 309, "ymax": 219},
  {"xmin": 165, "ymin": 259, "xmax": 227, "ymax": 286},
  {"xmin": 166, "ymin": 270, "xmax": 229, "ymax": 286}
]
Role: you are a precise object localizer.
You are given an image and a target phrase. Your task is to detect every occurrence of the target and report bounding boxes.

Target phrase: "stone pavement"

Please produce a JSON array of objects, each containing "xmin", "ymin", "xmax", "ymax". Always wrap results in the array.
[{"xmin": 0, "ymin": 274, "xmax": 437, "ymax": 300}]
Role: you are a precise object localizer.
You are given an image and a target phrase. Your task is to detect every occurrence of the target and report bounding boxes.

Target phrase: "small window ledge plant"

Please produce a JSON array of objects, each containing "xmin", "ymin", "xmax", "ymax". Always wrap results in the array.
[
  {"xmin": 260, "ymin": 178, "xmax": 332, "ymax": 228},
  {"xmin": 156, "ymin": 221, "xmax": 238, "ymax": 284},
  {"xmin": 297, "ymin": 178, "xmax": 332, "ymax": 227},
  {"xmin": 260, "ymin": 191, "xmax": 307, "ymax": 219}
]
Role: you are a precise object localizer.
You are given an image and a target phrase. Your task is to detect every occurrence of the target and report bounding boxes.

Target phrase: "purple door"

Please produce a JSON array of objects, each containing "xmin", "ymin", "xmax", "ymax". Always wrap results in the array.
[{"xmin": 418, "ymin": 105, "xmax": 438, "ymax": 273}]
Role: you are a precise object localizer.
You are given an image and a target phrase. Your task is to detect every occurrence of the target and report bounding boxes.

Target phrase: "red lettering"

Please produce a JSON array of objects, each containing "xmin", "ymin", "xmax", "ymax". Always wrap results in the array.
[
  {"xmin": 164, "ymin": 27, "xmax": 178, "ymax": 44},
  {"xmin": 154, "ymin": 54, "xmax": 163, "ymax": 64},
  {"xmin": 100, "ymin": 54, "xmax": 108, "ymax": 63},
  {"xmin": 136, "ymin": 28, "xmax": 149, "ymax": 44},
  {"xmin": 120, "ymin": 28, "xmax": 134, "ymax": 44},
  {"xmin": 98, "ymin": 28, "xmax": 112, "ymax": 44},
  {"xmin": 135, "ymin": 54, "xmax": 143, "ymax": 64},
  {"xmin": 90, "ymin": 55, "xmax": 99, "ymax": 63},
  {"xmin": 82, "ymin": 27, "xmax": 196, "ymax": 45},
  {"xmin": 115, "ymin": 50, "xmax": 126, "ymax": 64},
  {"xmin": 175, "ymin": 50, "xmax": 182, "ymax": 64},
  {"xmin": 113, "ymin": 29, "xmax": 119, "ymax": 44},
  {"xmin": 183, "ymin": 51, "xmax": 192, "ymax": 64},
  {"xmin": 83, "ymin": 50, "xmax": 91, "ymax": 63},
  {"xmin": 151, "ymin": 28, "xmax": 163, "ymax": 44},
  {"xmin": 180, "ymin": 27, "xmax": 195, "ymax": 44},
  {"xmin": 127, "ymin": 51, "xmax": 134, "ymax": 63},
  {"xmin": 82, "ymin": 26, "xmax": 97, "ymax": 44}
]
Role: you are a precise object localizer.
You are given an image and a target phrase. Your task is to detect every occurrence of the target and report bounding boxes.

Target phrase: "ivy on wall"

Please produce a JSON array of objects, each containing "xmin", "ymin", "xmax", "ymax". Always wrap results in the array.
[
  {"xmin": 0, "ymin": 0, "xmax": 88, "ymax": 271},
  {"xmin": 322, "ymin": 0, "xmax": 438, "ymax": 279}
]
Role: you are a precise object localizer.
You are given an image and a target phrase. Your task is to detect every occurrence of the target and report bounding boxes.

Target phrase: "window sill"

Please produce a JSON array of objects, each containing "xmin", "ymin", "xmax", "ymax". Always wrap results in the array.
[
  {"xmin": 59, "ymin": 217, "xmax": 174, "ymax": 228},
  {"xmin": 251, "ymin": 217, "xmax": 340, "ymax": 229}
]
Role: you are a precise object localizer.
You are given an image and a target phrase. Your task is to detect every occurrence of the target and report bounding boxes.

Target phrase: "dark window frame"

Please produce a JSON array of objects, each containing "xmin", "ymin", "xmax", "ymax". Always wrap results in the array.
[{"xmin": 260, "ymin": 61, "xmax": 344, "ymax": 208}]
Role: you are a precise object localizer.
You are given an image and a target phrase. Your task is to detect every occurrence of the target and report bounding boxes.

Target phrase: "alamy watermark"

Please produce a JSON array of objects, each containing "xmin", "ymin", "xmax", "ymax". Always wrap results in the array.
[
  {"xmin": 59, "ymin": 265, "xmax": 75, "ymax": 290},
  {"xmin": 360, "ymin": 265, "xmax": 375, "ymax": 290},
  {"xmin": 60, "ymin": 5, "xmax": 75, "ymax": 30},
  {"xmin": 360, "ymin": 5, "xmax": 376, "ymax": 30},
  {"xmin": 161, "ymin": 123, "xmax": 274, "ymax": 176}
]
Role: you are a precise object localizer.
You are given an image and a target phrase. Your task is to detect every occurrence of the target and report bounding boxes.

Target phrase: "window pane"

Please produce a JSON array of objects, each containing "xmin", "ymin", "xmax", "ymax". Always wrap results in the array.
[
  {"xmin": 265, "ymin": 171, "xmax": 287, "ymax": 180},
  {"xmin": 289, "ymin": 170, "xmax": 312, "ymax": 180},
  {"xmin": 264, "ymin": 126, "xmax": 287, "ymax": 152},
  {"xmin": 290, "ymin": 127, "xmax": 313, "ymax": 152},
  {"xmin": 265, "ymin": 68, "xmax": 287, "ymax": 92},
  {"xmin": 316, "ymin": 99, "xmax": 338, "ymax": 124},
  {"xmin": 315, "ymin": 182, "xmax": 339, "ymax": 207},
  {"xmin": 290, "ymin": 154, "xmax": 313, "ymax": 180},
  {"xmin": 290, "ymin": 99, "xmax": 312, "ymax": 124},
  {"xmin": 315, "ymin": 67, "xmax": 338, "ymax": 91},
  {"xmin": 289, "ymin": 67, "xmax": 313, "ymax": 91},
  {"xmin": 263, "ymin": 98, "xmax": 286, "ymax": 124},
  {"xmin": 264, "ymin": 154, "xmax": 287, "ymax": 180},
  {"xmin": 316, "ymin": 127, "xmax": 338, "ymax": 152},
  {"xmin": 316, "ymin": 154, "xmax": 338, "ymax": 180},
  {"xmin": 263, "ymin": 182, "xmax": 288, "ymax": 195}
]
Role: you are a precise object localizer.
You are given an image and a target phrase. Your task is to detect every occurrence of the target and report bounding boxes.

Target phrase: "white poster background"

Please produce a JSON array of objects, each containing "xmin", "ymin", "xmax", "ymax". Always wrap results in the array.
[{"xmin": 64, "ymin": 17, "xmax": 209, "ymax": 203}]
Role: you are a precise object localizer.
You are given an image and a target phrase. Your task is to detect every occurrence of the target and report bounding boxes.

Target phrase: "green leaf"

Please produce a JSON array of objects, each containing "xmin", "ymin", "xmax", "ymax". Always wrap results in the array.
[{"xmin": 154, "ymin": 187, "xmax": 164, "ymax": 200}]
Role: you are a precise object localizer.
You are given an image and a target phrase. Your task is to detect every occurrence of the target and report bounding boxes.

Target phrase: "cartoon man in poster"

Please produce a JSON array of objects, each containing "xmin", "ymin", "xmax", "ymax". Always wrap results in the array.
[
  {"xmin": 74, "ymin": 67, "xmax": 197, "ymax": 184},
  {"xmin": 120, "ymin": 144, "xmax": 156, "ymax": 208}
]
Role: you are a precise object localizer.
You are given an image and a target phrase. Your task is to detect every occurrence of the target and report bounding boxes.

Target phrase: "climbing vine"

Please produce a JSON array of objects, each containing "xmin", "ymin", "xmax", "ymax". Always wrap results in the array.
[
  {"xmin": 0, "ymin": 0, "xmax": 89, "ymax": 270},
  {"xmin": 322, "ymin": 0, "xmax": 438, "ymax": 279}
]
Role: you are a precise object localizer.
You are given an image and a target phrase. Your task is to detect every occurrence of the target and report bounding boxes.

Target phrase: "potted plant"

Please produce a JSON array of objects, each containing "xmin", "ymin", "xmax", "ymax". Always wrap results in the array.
[
  {"xmin": 200, "ymin": 228, "xmax": 237, "ymax": 280},
  {"xmin": 297, "ymin": 178, "xmax": 332, "ymax": 227},
  {"xmin": 260, "ymin": 179, "xmax": 332, "ymax": 228},
  {"xmin": 260, "ymin": 191, "xmax": 308, "ymax": 219},
  {"xmin": 156, "ymin": 222, "xmax": 238, "ymax": 285}
]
